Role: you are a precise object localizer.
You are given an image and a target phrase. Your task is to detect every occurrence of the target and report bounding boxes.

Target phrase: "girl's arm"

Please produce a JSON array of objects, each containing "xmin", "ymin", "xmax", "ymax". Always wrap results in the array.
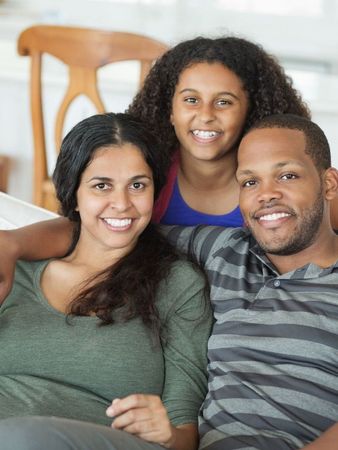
[{"xmin": 0, "ymin": 217, "xmax": 73, "ymax": 301}]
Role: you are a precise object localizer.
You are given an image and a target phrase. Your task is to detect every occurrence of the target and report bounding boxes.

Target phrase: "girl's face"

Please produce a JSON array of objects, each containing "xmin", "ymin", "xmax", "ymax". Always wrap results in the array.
[
  {"xmin": 170, "ymin": 62, "xmax": 249, "ymax": 163},
  {"xmin": 76, "ymin": 144, "xmax": 154, "ymax": 258}
]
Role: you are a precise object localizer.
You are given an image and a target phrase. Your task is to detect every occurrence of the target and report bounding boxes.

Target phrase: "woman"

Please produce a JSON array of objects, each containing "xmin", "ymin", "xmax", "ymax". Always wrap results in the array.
[{"xmin": 0, "ymin": 113, "xmax": 211, "ymax": 450}]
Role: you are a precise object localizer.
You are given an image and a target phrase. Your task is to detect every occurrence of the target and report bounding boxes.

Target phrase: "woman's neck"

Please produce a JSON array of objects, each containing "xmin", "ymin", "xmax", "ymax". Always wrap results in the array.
[
  {"xmin": 63, "ymin": 240, "xmax": 123, "ymax": 274},
  {"xmin": 40, "ymin": 239, "xmax": 121, "ymax": 314}
]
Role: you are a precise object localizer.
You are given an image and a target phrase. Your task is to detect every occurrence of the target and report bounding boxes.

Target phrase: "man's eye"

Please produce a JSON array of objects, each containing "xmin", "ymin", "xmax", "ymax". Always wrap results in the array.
[
  {"xmin": 242, "ymin": 180, "xmax": 256, "ymax": 188},
  {"xmin": 281, "ymin": 173, "xmax": 297, "ymax": 180}
]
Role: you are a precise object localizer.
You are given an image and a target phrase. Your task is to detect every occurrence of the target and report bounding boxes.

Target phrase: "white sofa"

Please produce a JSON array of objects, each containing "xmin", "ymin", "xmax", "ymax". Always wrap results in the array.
[{"xmin": 0, "ymin": 192, "xmax": 58, "ymax": 229}]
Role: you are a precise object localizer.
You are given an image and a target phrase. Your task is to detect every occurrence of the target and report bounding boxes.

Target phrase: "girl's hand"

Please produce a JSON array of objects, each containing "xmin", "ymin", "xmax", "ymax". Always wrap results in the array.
[{"xmin": 106, "ymin": 394, "xmax": 175, "ymax": 448}]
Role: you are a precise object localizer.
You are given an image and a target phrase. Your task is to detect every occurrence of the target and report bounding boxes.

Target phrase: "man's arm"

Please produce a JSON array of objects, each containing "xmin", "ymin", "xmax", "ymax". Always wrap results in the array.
[
  {"xmin": 163, "ymin": 225, "xmax": 236, "ymax": 266},
  {"xmin": 0, "ymin": 217, "xmax": 73, "ymax": 301},
  {"xmin": 302, "ymin": 423, "xmax": 338, "ymax": 450}
]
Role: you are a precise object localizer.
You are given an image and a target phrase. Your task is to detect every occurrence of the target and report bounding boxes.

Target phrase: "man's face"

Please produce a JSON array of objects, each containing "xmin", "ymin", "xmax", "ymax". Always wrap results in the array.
[{"xmin": 236, "ymin": 127, "xmax": 325, "ymax": 256}]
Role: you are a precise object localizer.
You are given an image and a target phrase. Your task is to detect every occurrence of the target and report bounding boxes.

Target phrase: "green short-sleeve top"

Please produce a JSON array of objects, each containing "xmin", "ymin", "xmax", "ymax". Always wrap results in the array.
[{"xmin": 0, "ymin": 259, "xmax": 212, "ymax": 427}]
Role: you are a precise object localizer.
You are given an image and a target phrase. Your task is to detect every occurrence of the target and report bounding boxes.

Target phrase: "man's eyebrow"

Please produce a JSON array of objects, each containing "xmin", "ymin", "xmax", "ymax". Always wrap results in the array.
[
  {"xmin": 178, "ymin": 88, "xmax": 240, "ymax": 100},
  {"xmin": 236, "ymin": 160, "xmax": 306, "ymax": 177},
  {"xmin": 236, "ymin": 169, "xmax": 254, "ymax": 177}
]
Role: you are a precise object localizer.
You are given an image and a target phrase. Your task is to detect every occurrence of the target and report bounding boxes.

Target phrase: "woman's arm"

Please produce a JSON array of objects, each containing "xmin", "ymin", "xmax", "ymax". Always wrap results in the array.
[
  {"xmin": 106, "ymin": 395, "xmax": 198, "ymax": 450},
  {"xmin": 0, "ymin": 217, "xmax": 73, "ymax": 301},
  {"xmin": 302, "ymin": 422, "xmax": 338, "ymax": 450},
  {"xmin": 107, "ymin": 262, "xmax": 212, "ymax": 450}
]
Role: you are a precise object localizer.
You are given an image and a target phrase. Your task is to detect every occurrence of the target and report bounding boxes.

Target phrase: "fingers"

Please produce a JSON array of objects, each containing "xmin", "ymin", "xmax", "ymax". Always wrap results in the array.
[
  {"xmin": 114, "ymin": 409, "xmax": 156, "ymax": 433},
  {"xmin": 106, "ymin": 394, "xmax": 173, "ymax": 446},
  {"xmin": 107, "ymin": 394, "xmax": 159, "ymax": 416}
]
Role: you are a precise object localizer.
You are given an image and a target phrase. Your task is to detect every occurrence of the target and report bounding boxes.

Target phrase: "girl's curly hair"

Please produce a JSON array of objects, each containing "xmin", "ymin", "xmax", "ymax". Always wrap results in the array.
[{"xmin": 128, "ymin": 36, "xmax": 311, "ymax": 158}]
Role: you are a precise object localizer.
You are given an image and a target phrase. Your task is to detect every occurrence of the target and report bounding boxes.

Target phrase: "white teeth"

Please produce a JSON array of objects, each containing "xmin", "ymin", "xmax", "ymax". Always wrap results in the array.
[
  {"xmin": 259, "ymin": 212, "xmax": 291, "ymax": 221},
  {"xmin": 192, "ymin": 130, "xmax": 219, "ymax": 138},
  {"xmin": 103, "ymin": 218, "xmax": 132, "ymax": 227}
]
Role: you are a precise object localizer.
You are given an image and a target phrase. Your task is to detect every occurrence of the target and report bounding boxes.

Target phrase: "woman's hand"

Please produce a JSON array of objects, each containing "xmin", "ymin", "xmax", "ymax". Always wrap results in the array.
[
  {"xmin": 106, "ymin": 394, "xmax": 175, "ymax": 448},
  {"xmin": 0, "ymin": 230, "xmax": 19, "ymax": 303}
]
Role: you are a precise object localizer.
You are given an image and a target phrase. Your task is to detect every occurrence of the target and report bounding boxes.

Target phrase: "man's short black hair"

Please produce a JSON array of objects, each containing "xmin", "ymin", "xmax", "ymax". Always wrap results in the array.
[{"xmin": 245, "ymin": 114, "xmax": 331, "ymax": 172}]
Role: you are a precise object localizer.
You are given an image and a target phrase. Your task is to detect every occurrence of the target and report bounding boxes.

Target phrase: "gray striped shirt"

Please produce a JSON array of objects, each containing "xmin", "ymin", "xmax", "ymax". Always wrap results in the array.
[{"xmin": 166, "ymin": 225, "xmax": 338, "ymax": 450}]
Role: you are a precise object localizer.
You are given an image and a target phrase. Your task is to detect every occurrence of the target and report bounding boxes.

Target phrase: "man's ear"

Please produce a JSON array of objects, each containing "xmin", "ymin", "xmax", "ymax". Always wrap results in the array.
[{"xmin": 323, "ymin": 167, "xmax": 338, "ymax": 200}]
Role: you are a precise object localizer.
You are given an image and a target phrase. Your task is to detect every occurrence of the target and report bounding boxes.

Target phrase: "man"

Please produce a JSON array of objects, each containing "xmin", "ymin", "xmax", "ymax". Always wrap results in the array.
[{"xmin": 166, "ymin": 114, "xmax": 338, "ymax": 450}]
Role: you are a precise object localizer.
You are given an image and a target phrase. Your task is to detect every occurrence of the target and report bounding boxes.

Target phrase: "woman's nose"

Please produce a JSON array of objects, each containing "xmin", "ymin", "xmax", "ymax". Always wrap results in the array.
[{"xmin": 109, "ymin": 189, "xmax": 132, "ymax": 211}]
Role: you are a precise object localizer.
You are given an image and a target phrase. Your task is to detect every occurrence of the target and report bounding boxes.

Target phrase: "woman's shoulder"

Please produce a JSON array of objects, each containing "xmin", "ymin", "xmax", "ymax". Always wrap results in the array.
[
  {"xmin": 15, "ymin": 259, "xmax": 49, "ymax": 283},
  {"xmin": 6, "ymin": 259, "xmax": 49, "ymax": 302},
  {"xmin": 165, "ymin": 259, "xmax": 204, "ymax": 284},
  {"xmin": 156, "ymin": 259, "xmax": 209, "ymax": 317}
]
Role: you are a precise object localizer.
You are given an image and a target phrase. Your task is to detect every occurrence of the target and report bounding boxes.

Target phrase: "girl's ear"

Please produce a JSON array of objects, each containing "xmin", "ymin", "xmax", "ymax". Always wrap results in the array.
[{"xmin": 323, "ymin": 167, "xmax": 338, "ymax": 200}]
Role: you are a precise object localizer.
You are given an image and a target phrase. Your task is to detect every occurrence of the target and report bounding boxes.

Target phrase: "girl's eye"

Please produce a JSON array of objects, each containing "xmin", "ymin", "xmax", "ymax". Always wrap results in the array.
[
  {"xmin": 184, "ymin": 97, "xmax": 198, "ymax": 104},
  {"xmin": 216, "ymin": 99, "xmax": 232, "ymax": 107}
]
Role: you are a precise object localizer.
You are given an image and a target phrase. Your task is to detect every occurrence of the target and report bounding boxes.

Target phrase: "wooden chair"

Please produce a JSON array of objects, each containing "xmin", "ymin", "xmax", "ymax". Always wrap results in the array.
[
  {"xmin": 18, "ymin": 25, "xmax": 168, "ymax": 212},
  {"xmin": 0, "ymin": 155, "xmax": 9, "ymax": 192}
]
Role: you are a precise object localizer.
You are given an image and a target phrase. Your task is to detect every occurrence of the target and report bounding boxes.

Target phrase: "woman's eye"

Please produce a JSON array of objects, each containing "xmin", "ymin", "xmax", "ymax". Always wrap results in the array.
[
  {"xmin": 95, "ymin": 183, "xmax": 109, "ymax": 191},
  {"xmin": 130, "ymin": 182, "xmax": 144, "ymax": 190}
]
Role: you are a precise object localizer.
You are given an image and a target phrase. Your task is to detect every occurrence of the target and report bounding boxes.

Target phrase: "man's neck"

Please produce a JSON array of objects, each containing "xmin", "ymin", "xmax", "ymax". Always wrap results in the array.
[{"xmin": 266, "ymin": 231, "xmax": 338, "ymax": 274}]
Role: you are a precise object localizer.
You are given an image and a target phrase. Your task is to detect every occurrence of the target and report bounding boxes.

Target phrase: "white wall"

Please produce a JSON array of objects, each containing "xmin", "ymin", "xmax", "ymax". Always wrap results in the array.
[{"xmin": 1, "ymin": 0, "xmax": 338, "ymax": 201}]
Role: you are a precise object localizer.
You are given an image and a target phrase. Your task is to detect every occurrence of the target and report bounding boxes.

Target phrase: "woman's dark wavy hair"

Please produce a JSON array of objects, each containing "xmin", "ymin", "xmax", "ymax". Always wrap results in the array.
[
  {"xmin": 128, "ymin": 36, "xmax": 311, "ymax": 158},
  {"xmin": 52, "ymin": 112, "xmax": 180, "ymax": 336}
]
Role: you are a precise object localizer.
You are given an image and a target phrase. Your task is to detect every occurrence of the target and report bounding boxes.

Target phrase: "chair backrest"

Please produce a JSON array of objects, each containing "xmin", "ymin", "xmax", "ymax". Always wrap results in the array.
[
  {"xmin": 18, "ymin": 25, "xmax": 168, "ymax": 212},
  {"xmin": 0, "ymin": 155, "xmax": 9, "ymax": 193}
]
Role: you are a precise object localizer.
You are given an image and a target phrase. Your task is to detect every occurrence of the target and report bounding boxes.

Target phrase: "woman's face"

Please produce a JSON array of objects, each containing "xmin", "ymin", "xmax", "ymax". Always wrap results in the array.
[
  {"xmin": 76, "ymin": 144, "xmax": 154, "ymax": 258},
  {"xmin": 170, "ymin": 62, "xmax": 249, "ymax": 163}
]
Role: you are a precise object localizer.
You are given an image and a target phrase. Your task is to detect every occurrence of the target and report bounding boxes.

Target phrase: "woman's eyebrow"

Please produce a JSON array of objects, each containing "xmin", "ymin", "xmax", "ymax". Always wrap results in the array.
[{"xmin": 86, "ymin": 175, "xmax": 152, "ymax": 183}]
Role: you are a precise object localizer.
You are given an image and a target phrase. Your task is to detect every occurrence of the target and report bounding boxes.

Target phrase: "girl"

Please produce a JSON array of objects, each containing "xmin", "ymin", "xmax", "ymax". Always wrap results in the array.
[{"xmin": 128, "ymin": 36, "xmax": 312, "ymax": 226}]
